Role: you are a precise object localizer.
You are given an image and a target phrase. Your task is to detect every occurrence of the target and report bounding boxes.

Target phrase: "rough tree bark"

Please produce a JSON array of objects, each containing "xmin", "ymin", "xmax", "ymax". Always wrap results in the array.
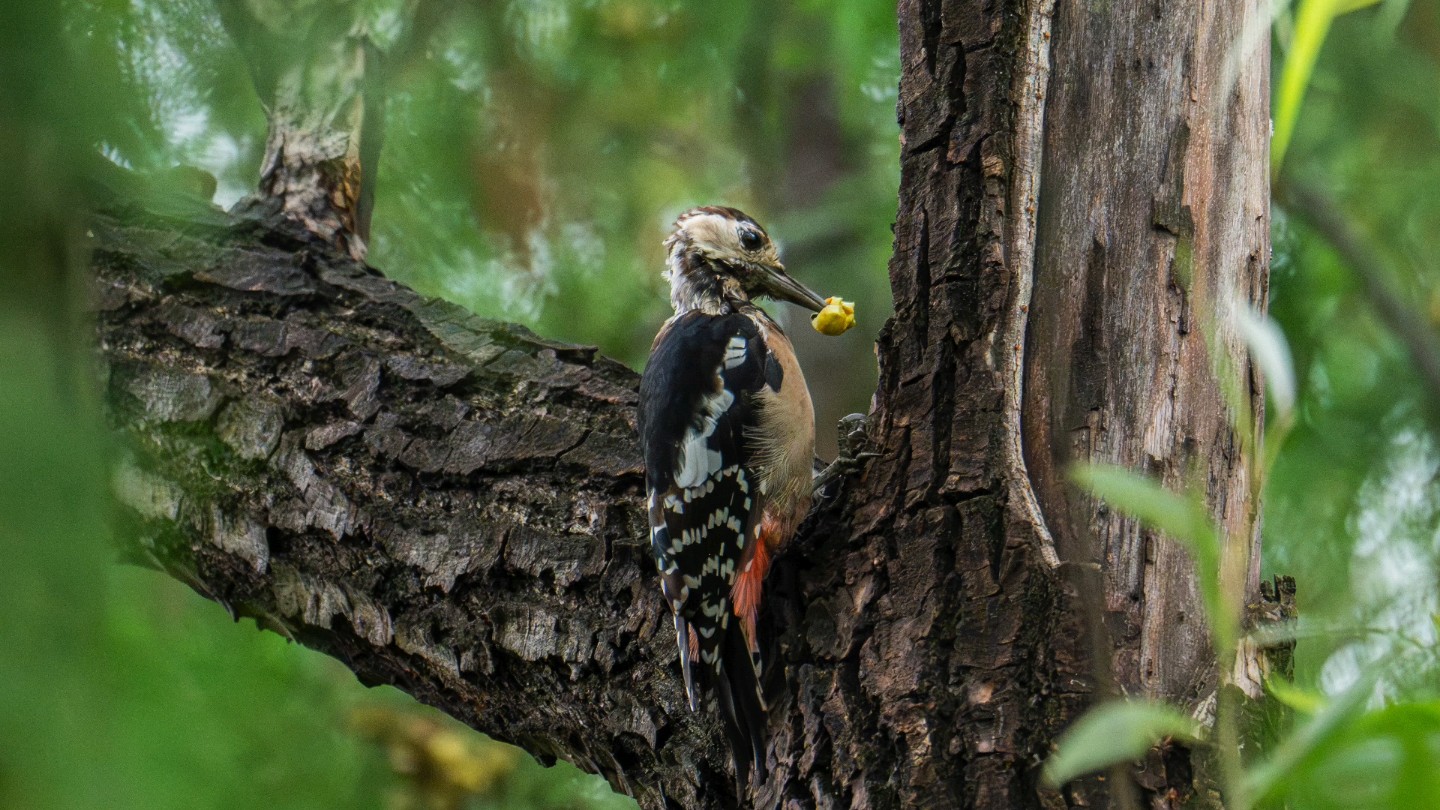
[{"xmin": 95, "ymin": 0, "xmax": 1277, "ymax": 808}]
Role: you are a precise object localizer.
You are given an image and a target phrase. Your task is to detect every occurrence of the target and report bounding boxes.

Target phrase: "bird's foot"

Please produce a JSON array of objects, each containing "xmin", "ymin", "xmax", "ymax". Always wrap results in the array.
[{"xmin": 813, "ymin": 413, "xmax": 879, "ymax": 495}]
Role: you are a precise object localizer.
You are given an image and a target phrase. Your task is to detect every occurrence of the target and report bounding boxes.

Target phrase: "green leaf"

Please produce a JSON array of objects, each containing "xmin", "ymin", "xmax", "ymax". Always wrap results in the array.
[
  {"xmin": 1335, "ymin": 0, "xmax": 1385, "ymax": 12},
  {"xmin": 1233, "ymin": 303, "xmax": 1297, "ymax": 421},
  {"xmin": 1266, "ymin": 678, "xmax": 1325, "ymax": 715},
  {"xmin": 1070, "ymin": 464, "xmax": 1218, "ymax": 551},
  {"xmin": 1274, "ymin": 0, "xmax": 1338, "ymax": 173},
  {"xmin": 1256, "ymin": 697, "xmax": 1440, "ymax": 809},
  {"xmin": 1245, "ymin": 668, "xmax": 1378, "ymax": 803},
  {"xmin": 1070, "ymin": 464, "xmax": 1228, "ymax": 651},
  {"xmin": 1273, "ymin": 0, "xmax": 1387, "ymax": 172},
  {"xmin": 1042, "ymin": 700, "xmax": 1204, "ymax": 787}
]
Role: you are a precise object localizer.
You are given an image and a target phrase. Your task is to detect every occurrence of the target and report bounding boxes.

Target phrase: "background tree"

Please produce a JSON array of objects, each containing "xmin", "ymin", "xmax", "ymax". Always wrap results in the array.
[{"xmin": 7, "ymin": 0, "xmax": 1440, "ymax": 809}]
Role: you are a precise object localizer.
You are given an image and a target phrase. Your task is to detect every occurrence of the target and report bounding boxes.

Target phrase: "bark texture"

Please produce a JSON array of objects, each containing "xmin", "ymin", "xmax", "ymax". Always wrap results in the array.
[
  {"xmin": 95, "ymin": 0, "xmax": 1274, "ymax": 805},
  {"xmin": 766, "ymin": 0, "xmax": 1272, "ymax": 804}
]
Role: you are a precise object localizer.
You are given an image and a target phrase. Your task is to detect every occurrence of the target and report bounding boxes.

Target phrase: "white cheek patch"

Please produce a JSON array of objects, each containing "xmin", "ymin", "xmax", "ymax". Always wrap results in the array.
[{"xmin": 674, "ymin": 386, "xmax": 734, "ymax": 489}]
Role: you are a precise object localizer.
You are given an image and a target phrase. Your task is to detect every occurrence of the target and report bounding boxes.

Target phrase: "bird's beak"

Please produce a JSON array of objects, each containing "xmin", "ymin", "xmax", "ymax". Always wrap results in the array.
[{"xmin": 758, "ymin": 263, "xmax": 826, "ymax": 312}]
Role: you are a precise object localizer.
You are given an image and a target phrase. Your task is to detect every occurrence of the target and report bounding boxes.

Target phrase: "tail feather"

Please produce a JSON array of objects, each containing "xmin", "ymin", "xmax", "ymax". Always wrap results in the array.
[
  {"xmin": 676, "ymin": 609, "xmax": 767, "ymax": 783},
  {"xmin": 674, "ymin": 614, "xmax": 700, "ymax": 710},
  {"xmin": 711, "ymin": 618, "xmax": 767, "ymax": 782}
]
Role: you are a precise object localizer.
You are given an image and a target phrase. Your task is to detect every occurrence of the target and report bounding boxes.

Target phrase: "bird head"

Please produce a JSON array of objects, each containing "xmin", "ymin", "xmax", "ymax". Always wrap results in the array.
[{"xmin": 663, "ymin": 206, "xmax": 826, "ymax": 315}]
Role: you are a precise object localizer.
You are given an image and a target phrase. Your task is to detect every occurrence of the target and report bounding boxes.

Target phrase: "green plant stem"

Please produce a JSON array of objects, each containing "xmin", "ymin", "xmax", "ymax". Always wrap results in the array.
[{"xmin": 1279, "ymin": 180, "xmax": 1440, "ymax": 421}]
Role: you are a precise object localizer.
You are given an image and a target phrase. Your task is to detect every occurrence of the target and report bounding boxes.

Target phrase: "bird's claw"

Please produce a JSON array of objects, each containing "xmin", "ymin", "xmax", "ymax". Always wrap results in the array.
[{"xmin": 813, "ymin": 413, "xmax": 877, "ymax": 495}]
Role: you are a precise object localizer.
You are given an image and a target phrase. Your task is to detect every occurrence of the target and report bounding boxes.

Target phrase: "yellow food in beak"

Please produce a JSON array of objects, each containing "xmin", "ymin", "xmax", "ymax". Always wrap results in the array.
[{"xmin": 811, "ymin": 297, "xmax": 856, "ymax": 336}]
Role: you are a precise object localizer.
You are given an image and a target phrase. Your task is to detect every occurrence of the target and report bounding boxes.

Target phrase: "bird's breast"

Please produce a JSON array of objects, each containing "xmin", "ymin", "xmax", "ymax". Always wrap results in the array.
[{"xmin": 749, "ymin": 320, "xmax": 815, "ymax": 546}]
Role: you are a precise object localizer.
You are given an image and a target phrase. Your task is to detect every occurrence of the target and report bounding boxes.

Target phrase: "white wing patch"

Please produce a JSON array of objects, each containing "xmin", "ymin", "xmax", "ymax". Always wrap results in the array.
[
  {"xmin": 723, "ymin": 336, "xmax": 747, "ymax": 369},
  {"xmin": 674, "ymin": 386, "xmax": 734, "ymax": 489}
]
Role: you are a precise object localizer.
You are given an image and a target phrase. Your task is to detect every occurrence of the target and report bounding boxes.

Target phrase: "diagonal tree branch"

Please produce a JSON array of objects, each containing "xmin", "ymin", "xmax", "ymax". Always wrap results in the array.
[{"xmin": 94, "ymin": 203, "xmax": 736, "ymax": 809}]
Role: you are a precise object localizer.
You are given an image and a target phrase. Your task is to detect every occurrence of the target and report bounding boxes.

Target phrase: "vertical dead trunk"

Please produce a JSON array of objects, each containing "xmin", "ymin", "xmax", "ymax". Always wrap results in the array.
[
  {"xmin": 1024, "ymin": 0, "xmax": 1271, "ymax": 702},
  {"xmin": 764, "ymin": 0, "xmax": 1077, "ymax": 803}
]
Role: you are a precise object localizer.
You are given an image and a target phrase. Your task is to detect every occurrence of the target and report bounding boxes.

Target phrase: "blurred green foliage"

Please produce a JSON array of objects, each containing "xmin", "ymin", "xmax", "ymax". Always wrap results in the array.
[
  {"xmin": 1270, "ymin": 0, "xmax": 1440, "ymax": 699},
  {"xmin": 1, "ymin": 4, "xmax": 117, "ymax": 807},
  {"xmin": 76, "ymin": 0, "xmax": 898, "ymax": 455},
  {"xmin": 100, "ymin": 568, "xmax": 635, "ymax": 810},
  {"xmin": 374, "ymin": 0, "xmax": 899, "ymax": 448}
]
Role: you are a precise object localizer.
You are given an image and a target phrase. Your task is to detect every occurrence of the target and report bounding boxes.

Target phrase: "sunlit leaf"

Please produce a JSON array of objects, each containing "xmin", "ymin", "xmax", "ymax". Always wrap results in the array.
[
  {"xmin": 1273, "ymin": 0, "xmax": 1389, "ymax": 172},
  {"xmin": 1070, "ymin": 464, "xmax": 1229, "ymax": 652},
  {"xmin": 1274, "ymin": 0, "xmax": 1333, "ymax": 172},
  {"xmin": 1042, "ymin": 700, "xmax": 1204, "ymax": 787},
  {"xmin": 1234, "ymin": 302, "xmax": 1297, "ymax": 421},
  {"xmin": 1266, "ymin": 678, "xmax": 1325, "ymax": 715}
]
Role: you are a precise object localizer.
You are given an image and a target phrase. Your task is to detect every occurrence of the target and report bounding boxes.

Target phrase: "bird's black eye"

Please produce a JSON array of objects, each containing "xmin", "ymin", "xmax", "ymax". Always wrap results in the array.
[{"xmin": 738, "ymin": 228, "xmax": 763, "ymax": 251}]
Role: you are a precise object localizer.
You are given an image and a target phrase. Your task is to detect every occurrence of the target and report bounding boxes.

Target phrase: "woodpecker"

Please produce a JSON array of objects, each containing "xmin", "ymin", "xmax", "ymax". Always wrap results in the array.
[{"xmin": 638, "ymin": 206, "xmax": 825, "ymax": 781}]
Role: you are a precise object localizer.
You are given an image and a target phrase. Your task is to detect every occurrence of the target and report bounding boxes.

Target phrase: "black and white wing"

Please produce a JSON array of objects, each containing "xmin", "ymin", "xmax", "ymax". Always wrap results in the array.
[{"xmin": 637, "ymin": 310, "xmax": 775, "ymax": 774}]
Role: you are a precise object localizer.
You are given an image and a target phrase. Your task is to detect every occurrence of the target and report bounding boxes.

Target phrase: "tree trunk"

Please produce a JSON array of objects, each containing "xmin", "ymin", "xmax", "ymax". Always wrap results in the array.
[
  {"xmin": 94, "ymin": 0, "xmax": 1274, "ymax": 807},
  {"xmin": 802, "ymin": 0, "xmax": 1272, "ymax": 803},
  {"xmin": 214, "ymin": 0, "xmax": 383, "ymax": 260}
]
